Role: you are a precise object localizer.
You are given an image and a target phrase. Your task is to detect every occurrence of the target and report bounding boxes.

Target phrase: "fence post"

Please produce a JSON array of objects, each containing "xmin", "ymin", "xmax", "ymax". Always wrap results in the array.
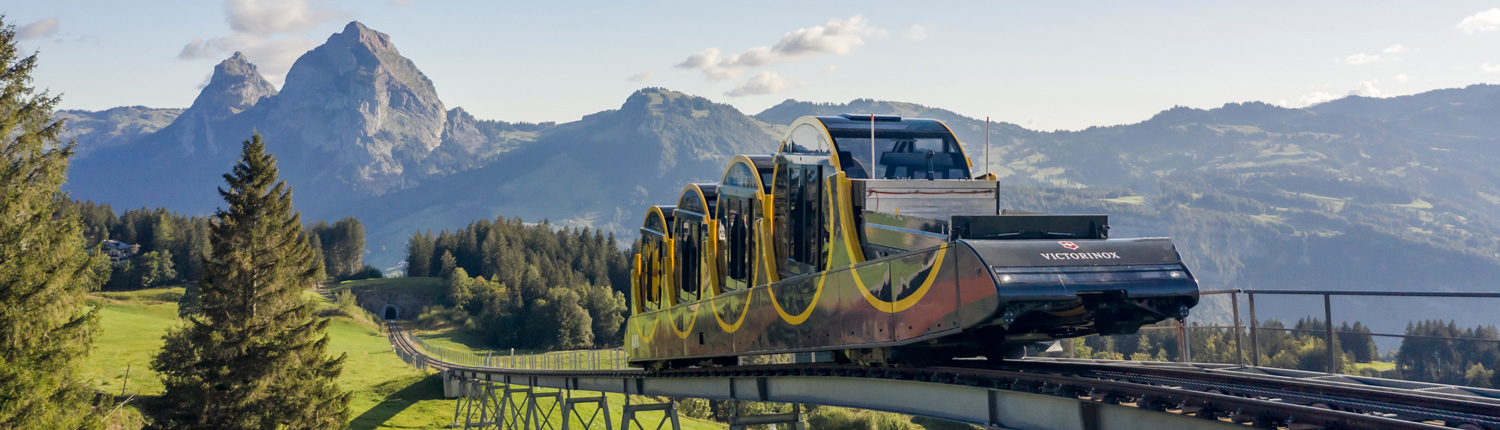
[
  {"xmin": 1325, "ymin": 293, "xmax": 1338, "ymax": 375},
  {"xmin": 1248, "ymin": 292, "xmax": 1259, "ymax": 367},
  {"xmin": 1232, "ymin": 292, "xmax": 1244, "ymax": 367}
]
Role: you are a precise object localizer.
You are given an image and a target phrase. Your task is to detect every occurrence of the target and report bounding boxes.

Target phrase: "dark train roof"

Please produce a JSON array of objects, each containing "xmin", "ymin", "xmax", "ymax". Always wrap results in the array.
[{"xmin": 815, "ymin": 114, "xmax": 953, "ymax": 133}]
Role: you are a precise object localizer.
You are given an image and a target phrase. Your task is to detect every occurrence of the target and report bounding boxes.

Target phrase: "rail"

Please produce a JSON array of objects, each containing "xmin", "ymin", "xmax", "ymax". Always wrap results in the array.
[{"xmin": 387, "ymin": 323, "xmax": 1500, "ymax": 430}]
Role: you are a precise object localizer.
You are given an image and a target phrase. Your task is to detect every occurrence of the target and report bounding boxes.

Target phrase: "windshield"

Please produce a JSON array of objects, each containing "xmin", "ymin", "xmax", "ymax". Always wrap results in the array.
[{"xmin": 831, "ymin": 131, "xmax": 970, "ymax": 180}]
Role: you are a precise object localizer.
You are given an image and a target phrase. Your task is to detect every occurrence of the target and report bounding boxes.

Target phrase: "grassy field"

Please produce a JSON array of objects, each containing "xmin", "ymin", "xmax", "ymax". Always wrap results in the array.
[
  {"xmin": 81, "ymin": 286, "xmax": 724, "ymax": 429},
  {"xmin": 1353, "ymin": 361, "xmax": 1397, "ymax": 372},
  {"xmin": 332, "ymin": 277, "xmax": 444, "ymax": 295}
]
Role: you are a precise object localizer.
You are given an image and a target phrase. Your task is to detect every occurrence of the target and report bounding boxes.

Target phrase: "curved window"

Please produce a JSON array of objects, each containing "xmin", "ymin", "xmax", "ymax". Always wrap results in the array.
[
  {"xmin": 831, "ymin": 131, "xmax": 970, "ymax": 180},
  {"xmin": 788, "ymin": 124, "xmax": 830, "ymax": 154}
]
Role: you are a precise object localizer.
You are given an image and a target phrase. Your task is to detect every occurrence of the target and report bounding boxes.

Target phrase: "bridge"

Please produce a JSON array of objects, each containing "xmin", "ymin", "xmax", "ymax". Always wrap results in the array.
[{"xmin": 384, "ymin": 290, "xmax": 1500, "ymax": 430}]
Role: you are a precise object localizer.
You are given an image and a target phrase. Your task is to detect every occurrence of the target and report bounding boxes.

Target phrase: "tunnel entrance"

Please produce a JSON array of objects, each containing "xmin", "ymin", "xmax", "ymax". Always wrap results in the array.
[{"xmin": 383, "ymin": 304, "xmax": 400, "ymax": 320}]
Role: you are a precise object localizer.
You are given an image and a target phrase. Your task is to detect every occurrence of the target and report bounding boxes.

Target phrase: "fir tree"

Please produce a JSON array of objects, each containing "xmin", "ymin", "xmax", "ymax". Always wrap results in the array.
[
  {"xmin": 0, "ymin": 18, "xmax": 108, "ymax": 429},
  {"xmin": 406, "ymin": 230, "xmax": 434, "ymax": 277},
  {"xmin": 151, "ymin": 134, "xmax": 349, "ymax": 429}
]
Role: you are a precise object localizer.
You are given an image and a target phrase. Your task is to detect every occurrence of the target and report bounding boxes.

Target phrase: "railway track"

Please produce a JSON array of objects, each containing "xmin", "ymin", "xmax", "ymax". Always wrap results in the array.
[{"xmin": 389, "ymin": 324, "xmax": 1499, "ymax": 429}]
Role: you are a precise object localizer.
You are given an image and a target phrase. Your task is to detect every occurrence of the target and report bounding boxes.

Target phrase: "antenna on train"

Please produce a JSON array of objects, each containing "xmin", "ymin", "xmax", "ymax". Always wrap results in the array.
[
  {"xmin": 985, "ymin": 117, "xmax": 991, "ymax": 178},
  {"xmin": 870, "ymin": 113, "xmax": 876, "ymax": 178}
]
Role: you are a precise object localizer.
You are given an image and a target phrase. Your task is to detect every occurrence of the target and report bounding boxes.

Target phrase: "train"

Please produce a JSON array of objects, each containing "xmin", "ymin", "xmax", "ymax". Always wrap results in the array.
[{"xmin": 626, "ymin": 114, "xmax": 1199, "ymax": 368}]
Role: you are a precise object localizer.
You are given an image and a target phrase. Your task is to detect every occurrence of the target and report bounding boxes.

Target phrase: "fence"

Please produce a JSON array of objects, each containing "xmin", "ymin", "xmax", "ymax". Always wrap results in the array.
[
  {"xmin": 402, "ymin": 333, "xmax": 632, "ymax": 370},
  {"xmin": 1073, "ymin": 289, "xmax": 1500, "ymax": 377}
]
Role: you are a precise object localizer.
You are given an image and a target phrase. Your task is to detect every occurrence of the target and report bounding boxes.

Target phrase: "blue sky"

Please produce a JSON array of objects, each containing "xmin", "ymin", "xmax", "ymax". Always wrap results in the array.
[{"xmin": 9, "ymin": 1, "xmax": 1500, "ymax": 130}]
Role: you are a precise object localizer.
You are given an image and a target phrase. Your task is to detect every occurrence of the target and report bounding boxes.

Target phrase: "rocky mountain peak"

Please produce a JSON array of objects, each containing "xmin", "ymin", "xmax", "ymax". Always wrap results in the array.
[
  {"xmin": 330, "ymin": 21, "xmax": 395, "ymax": 53},
  {"xmin": 188, "ymin": 51, "xmax": 277, "ymax": 121},
  {"xmin": 263, "ymin": 21, "xmax": 448, "ymax": 195}
]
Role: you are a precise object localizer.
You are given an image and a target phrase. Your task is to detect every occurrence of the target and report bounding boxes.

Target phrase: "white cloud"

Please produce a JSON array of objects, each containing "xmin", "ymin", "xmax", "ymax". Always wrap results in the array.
[
  {"xmin": 1286, "ymin": 91, "xmax": 1339, "ymax": 108},
  {"xmin": 1345, "ymin": 53, "xmax": 1380, "ymax": 65},
  {"xmin": 676, "ymin": 15, "xmax": 883, "ymax": 80},
  {"xmin": 1458, "ymin": 8, "xmax": 1500, "ymax": 33},
  {"xmin": 1483, "ymin": 62, "xmax": 1500, "ymax": 73},
  {"xmin": 16, "ymin": 18, "xmax": 60, "ymax": 40},
  {"xmin": 902, "ymin": 24, "xmax": 928, "ymax": 41},
  {"xmin": 725, "ymin": 72, "xmax": 793, "ymax": 97},
  {"xmin": 820, "ymin": 63, "xmax": 838, "ymax": 74},
  {"xmin": 225, "ymin": 0, "xmax": 343, "ymax": 36},
  {"xmin": 1349, "ymin": 81, "xmax": 1385, "ymax": 97},
  {"xmin": 178, "ymin": 33, "xmax": 319, "ymax": 86},
  {"xmin": 1383, "ymin": 44, "xmax": 1409, "ymax": 54},
  {"xmin": 1394, "ymin": 73, "xmax": 1409, "ymax": 83},
  {"xmin": 627, "ymin": 70, "xmax": 656, "ymax": 82},
  {"xmin": 178, "ymin": 0, "xmax": 343, "ymax": 85}
]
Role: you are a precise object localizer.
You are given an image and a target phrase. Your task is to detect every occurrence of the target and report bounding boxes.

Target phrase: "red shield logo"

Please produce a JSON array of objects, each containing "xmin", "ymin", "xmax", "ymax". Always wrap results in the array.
[{"xmin": 1058, "ymin": 241, "xmax": 1079, "ymax": 250}]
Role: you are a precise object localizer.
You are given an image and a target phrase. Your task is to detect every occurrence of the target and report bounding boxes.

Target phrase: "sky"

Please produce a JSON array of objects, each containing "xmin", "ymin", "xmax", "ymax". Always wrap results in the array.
[{"xmin": 8, "ymin": 1, "xmax": 1500, "ymax": 131}]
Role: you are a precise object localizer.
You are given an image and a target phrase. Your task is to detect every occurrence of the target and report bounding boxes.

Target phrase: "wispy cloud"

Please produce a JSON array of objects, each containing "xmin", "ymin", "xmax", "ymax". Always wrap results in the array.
[
  {"xmin": 726, "ymin": 72, "xmax": 793, "ymax": 97},
  {"xmin": 627, "ymin": 70, "xmax": 656, "ymax": 82},
  {"xmin": 1285, "ymin": 91, "xmax": 1339, "ymax": 108},
  {"xmin": 16, "ymin": 18, "xmax": 59, "ymax": 40},
  {"xmin": 901, "ymin": 24, "xmax": 928, "ymax": 41},
  {"xmin": 177, "ymin": 0, "xmax": 345, "ymax": 86},
  {"xmin": 676, "ymin": 15, "xmax": 884, "ymax": 80},
  {"xmin": 1457, "ymin": 8, "xmax": 1500, "ymax": 34},
  {"xmin": 1482, "ymin": 62, "xmax": 1500, "ymax": 73},
  {"xmin": 1345, "ymin": 53, "xmax": 1380, "ymax": 65},
  {"xmin": 1394, "ymin": 73, "xmax": 1409, "ymax": 83},
  {"xmin": 1345, "ymin": 44, "xmax": 1411, "ymax": 65},
  {"xmin": 820, "ymin": 63, "xmax": 838, "ymax": 74}
]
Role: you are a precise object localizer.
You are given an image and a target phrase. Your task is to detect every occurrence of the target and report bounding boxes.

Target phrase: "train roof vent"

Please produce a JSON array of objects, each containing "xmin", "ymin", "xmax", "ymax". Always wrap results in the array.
[{"xmin": 839, "ymin": 114, "xmax": 902, "ymax": 122}]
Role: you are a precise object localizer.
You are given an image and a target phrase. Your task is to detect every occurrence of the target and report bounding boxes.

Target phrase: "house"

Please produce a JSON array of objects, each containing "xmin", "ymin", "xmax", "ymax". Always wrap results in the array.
[{"xmin": 102, "ymin": 240, "xmax": 140, "ymax": 264}]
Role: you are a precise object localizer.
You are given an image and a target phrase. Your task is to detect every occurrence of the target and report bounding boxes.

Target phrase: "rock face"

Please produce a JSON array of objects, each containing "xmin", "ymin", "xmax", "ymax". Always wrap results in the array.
[
  {"xmin": 261, "ymin": 21, "xmax": 447, "ymax": 194},
  {"xmin": 193, "ymin": 52, "xmax": 278, "ymax": 121},
  {"xmin": 155, "ymin": 52, "xmax": 278, "ymax": 155}
]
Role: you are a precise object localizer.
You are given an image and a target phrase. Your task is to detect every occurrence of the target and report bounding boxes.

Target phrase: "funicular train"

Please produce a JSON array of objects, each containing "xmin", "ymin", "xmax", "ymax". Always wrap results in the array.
[{"xmin": 627, "ymin": 115, "xmax": 1199, "ymax": 368}]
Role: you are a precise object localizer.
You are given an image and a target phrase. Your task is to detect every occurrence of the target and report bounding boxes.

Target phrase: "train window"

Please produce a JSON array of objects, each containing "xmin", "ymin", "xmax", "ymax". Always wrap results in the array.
[
  {"xmin": 781, "ymin": 164, "xmax": 825, "ymax": 274},
  {"xmin": 831, "ymin": 132, "xmax": 969, "ymax": 180},
  {"xmin": 789, "ymin": 125, "xmax": 829, "ymax": 154}
]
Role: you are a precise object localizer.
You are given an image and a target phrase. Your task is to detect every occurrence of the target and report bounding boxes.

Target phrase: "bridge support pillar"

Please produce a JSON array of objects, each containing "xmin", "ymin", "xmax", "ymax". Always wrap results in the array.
[
  {"xmin": 620, "ymin": 395, "xmax": 680, "ymax": 430},
  {"xmin": 444, "ymin": 371, "xmax": 461, "ymax": 399},
  {"xmin": 451, "ymin": 379, "xmax": 503, "ymax": 429},
  {"xmin": 527, "ymin": 389, "xmax": 563, "ymax": 430},
  {"xmin": 561, "ymin": 390, "xmax": 612, "ymax": 430},
  {"xmin": 728, "ymin": 402, "xmax": 806, "ymax": 430}
]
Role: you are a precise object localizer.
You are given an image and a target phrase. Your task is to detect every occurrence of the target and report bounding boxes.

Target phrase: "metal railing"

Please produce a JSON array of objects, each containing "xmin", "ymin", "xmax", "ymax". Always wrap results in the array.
[
  {"xmin": 1075, "ymin": 289, "xmax": 1500, "ymax": 377},
  {"xmin": 402, "ymin": 331, "xmax": 632, "ymax": 370}
]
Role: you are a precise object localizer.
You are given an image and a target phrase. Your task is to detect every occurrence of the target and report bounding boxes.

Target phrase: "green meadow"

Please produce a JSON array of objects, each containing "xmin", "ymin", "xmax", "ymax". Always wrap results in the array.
[{"xmin": 82, "ymin": 286, "xmax": 722, "ymax": 429}]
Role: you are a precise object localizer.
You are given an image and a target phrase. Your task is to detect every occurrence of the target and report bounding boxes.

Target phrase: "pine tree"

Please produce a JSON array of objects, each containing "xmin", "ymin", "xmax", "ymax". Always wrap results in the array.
[
  {"xmin": 406, "ymin": 230, "xmax": 434, "ymax": 277},
  {"xmin": 151, "ymin": 134, "xmax": 349, "ymax": 429},
  {"xmin": 0, "ymin": 19, "xmax": 108, "ymax": 429}
]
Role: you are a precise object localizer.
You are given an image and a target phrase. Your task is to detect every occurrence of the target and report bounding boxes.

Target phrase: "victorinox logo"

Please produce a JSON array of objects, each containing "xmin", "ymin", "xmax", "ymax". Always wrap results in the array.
[{"xmin": 1058, "ymin": 241, "xmax": 1079, "ymax": 250}]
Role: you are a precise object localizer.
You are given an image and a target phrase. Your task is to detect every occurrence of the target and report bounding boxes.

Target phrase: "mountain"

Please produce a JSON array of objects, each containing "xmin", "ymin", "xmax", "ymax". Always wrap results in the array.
[
  {"xmin": 56, "ymin": 106, "xmax": 181, "ymax": 157},
  {"xmin": 259, "ymin": 21, "xmax": 447, "ymax": 194},
  {"xmin": 151, "ymin": 51, "xmax": 276, "ymax": 157},
  {"xmin": 348, "ymin": 87, "xmax": 779, "ymax": 262},
  {"xmin": 66, "ymin": 21, "xmax": 519, "ymax": 216}
]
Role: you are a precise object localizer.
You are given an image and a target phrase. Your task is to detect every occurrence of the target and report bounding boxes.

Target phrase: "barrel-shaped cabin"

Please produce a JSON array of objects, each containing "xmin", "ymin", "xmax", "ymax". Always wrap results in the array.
[
  {"xmin": 673, "ymin": 184, "xmax": 718, "ymax": 304},
  {"xmin": 715, "ymin": 155, "xmax": 775, "ymax": 292},
  {"xmin": 633, "ymin": 205, "xmax": 674, "ymax": 313}
]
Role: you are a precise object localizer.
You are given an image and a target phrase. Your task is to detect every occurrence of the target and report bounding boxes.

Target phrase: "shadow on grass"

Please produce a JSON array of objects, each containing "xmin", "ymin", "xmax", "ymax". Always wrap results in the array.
[{"xmin": 349, "ymin": 373, "xmax": 445, "ymax": 429}]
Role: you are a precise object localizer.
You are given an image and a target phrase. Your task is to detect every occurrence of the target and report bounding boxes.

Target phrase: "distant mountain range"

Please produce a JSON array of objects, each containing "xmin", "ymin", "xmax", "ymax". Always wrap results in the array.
[{"xmin": 58, "ymin": 21, "xmax": 1500, "ymax": 329}]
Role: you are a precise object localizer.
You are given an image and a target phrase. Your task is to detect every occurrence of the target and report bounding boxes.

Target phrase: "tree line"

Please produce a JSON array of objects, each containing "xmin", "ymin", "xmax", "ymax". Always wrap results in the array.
[
  {"xmin": 65, "ymin": 201, "xmax": 374, "ymax": 291},
  {"xmin": 406, "ymin": 218, "xmax": 631, "ymax": 350},
  {"xmin": 1059, "ymin": 316, "xmax": 1500, "ymax": 388}
]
